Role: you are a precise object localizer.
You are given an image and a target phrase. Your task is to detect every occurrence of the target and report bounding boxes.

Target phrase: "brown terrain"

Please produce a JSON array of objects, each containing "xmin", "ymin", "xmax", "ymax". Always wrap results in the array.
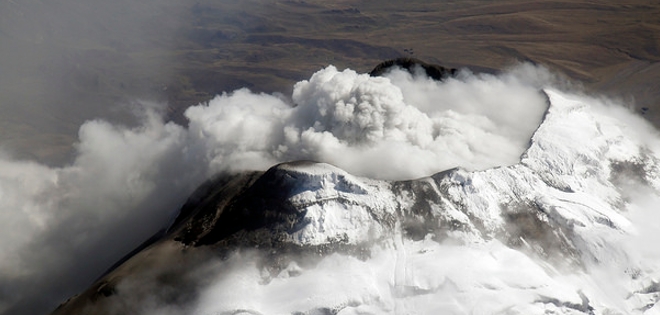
[{"xmin": 1, "ymin": 0, "xmax": 659, "ymax": 164}]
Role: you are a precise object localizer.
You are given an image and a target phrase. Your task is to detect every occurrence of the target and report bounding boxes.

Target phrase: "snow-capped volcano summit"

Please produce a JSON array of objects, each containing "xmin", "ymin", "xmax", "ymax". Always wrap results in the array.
[{"xmin": 53, "ymin": 85, "xmax": 660, "ymax": 314}]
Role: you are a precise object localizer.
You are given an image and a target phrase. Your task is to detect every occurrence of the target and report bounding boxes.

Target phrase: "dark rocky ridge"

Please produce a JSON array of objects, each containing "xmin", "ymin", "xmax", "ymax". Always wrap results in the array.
[{"xmin": 369, "ymin": 57, "xmax": 457, "ymax": 80}]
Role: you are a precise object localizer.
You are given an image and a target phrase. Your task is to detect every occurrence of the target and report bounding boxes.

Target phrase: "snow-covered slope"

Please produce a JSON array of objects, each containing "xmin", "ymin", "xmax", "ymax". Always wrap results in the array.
[{"xmin": 53, "ymin": 89, "xmax": 660, "ymax": 315}]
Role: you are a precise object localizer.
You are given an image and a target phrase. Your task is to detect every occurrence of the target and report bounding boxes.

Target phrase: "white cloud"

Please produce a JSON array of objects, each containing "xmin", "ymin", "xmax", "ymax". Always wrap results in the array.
[{"xmin": 0, "ymin": 107, "xmax": 207, "ymax": 314}]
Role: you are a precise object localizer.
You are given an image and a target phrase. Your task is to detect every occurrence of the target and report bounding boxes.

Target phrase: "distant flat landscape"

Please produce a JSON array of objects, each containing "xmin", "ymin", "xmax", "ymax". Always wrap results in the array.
[{"xmin": 1, "ymin": 0, "xmax": 659, "ymax": 163}]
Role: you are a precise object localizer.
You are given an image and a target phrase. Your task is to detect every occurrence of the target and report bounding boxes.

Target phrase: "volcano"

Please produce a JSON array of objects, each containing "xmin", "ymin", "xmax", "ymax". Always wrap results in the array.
[{"xmin": 52, "ymin": 84, "xmax": 660, "ymax": 314}]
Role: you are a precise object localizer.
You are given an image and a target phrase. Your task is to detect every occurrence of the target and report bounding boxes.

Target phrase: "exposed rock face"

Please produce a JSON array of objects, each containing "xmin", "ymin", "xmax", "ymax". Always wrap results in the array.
[
  {"xmin": 52, "ymin": 88, "xmax": 660, "ymax": 314},
  {"xmin": 369, "ymin": 57, "xmax": 457, "ymax": 80},
  {"xmin": 170, "ymin": 159, "xmax": 579, "ymax": 266}
]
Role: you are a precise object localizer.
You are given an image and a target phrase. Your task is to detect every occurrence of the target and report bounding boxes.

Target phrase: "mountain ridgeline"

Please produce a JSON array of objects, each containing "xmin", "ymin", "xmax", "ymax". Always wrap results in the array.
[{"xmin": 369, "ymin": 58, "xmax": 457, "ymax": 80}]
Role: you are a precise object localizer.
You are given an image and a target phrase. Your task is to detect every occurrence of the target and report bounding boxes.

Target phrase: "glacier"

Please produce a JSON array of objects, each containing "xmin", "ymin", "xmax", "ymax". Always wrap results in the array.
[{"xmin": 52, "ymin": 86, "xmax": 660, "ymax": 315}]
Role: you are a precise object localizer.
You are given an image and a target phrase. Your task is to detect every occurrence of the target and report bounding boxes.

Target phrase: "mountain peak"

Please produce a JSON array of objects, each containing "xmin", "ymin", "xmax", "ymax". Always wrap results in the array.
[{"xmin": 52, "ymin": 83, "xmax": 660, "ymax": 315}]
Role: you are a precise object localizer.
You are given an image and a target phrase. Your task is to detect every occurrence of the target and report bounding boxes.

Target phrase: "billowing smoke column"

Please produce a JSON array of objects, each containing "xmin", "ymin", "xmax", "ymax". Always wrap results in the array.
[
  {"xmin": 0, "ymin": 63, "xmax": 602, "ymax": 315},
  {"xmin": 186, "ymin": 63, "xmax": 549, "ymax": 179}
]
